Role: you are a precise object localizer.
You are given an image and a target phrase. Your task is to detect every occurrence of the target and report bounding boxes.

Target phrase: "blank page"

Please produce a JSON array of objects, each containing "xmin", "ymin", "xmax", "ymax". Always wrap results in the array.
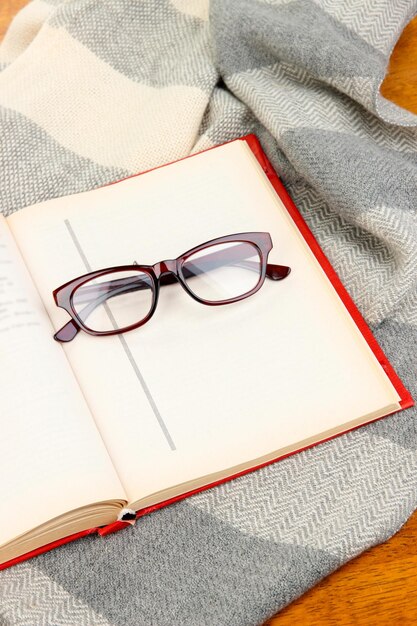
[
  {"xmin": 8, "ymin": 140, "xmax": 401, "ymax": 505},
  {"xmin": 0, "ymin": 217, "xmax": 126, "ymax": 547}
]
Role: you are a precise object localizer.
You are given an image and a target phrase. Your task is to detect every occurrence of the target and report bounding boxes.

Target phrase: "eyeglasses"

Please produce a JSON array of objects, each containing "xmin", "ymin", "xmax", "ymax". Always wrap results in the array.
[{"xmin": 53, "ymin": 232, "xmax": 291, "ymax": 342}]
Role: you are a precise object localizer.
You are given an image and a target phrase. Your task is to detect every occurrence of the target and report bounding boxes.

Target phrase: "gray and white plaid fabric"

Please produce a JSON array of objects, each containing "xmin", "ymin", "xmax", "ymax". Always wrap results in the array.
[{"xmin": 1, "ymin": 1, "xmax": 416, "ymax": 624}]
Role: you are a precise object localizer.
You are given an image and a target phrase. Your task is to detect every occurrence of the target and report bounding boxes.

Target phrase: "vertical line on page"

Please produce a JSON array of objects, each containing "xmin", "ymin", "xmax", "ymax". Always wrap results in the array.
[{"xmin": 64, "ymin": 219, "xmax": 176, "ymax": 451}]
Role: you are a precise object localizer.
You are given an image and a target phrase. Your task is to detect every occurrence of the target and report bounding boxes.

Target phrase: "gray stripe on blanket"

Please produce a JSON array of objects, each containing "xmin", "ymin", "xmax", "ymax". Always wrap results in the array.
[
  {"xmin": 211, "ymin": 0, "xmax": 386, "ymax": 80},
  {"xmin": 0, "ymin": 107, "xmax": 129, "ymax": 216},
  {"xmin": 280, "ymin": 128, "xmax": 417, "ymax": 322},
  {"xmin": 49, "ymin": 0, "xmax": 216, "ymax": 90},
  {"xmin": 33, "ymin": 503, "xmax": 339, "ymax": 626}
]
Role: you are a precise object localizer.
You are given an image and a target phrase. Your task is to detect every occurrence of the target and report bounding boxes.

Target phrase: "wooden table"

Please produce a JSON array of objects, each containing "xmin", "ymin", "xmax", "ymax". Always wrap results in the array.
[{"xmin": 1, "ymin": 4, "xmax": 417, "ymax": 624}]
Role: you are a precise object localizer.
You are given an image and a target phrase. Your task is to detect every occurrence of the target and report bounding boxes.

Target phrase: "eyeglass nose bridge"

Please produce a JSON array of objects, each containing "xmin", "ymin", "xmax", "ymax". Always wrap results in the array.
[{"xmin": 152, "ymin": 259, "xmax": 178, "ymax": 279}]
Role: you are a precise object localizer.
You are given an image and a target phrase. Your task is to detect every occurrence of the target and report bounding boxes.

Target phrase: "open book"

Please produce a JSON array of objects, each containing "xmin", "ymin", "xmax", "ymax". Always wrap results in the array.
[{"xmin": 0, "ymin": 135, "xmax": 412, "ymax": 569}]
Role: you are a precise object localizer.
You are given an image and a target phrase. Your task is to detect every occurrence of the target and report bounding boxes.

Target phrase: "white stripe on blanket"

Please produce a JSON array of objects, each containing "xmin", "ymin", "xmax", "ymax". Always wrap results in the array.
[{"xmin": 0, "ymin": 25, "xmax": 209, "ymax": 171}]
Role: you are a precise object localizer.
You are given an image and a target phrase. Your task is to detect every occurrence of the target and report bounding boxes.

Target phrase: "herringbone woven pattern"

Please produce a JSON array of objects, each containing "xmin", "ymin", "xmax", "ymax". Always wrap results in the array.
[
  {"xmin": 0, "ymin": 565, "xmax": 112, "ymax": 626},
  {"xmin": 0, "ymin": 1, "xmax": 416, "ymax": 625}
]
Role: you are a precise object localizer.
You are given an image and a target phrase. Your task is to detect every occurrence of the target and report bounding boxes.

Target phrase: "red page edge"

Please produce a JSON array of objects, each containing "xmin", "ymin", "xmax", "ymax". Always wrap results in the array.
[
  {"xmin": 1, "ymin": 133, "xmax": 413, "ymax": 570},
  {"xmin": 245, "ymin": 133, "xmax": 413, "ymax": 411}
]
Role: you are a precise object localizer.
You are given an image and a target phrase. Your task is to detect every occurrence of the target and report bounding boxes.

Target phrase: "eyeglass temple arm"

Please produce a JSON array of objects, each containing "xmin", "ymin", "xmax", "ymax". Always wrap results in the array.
[
  {"xmin": 265, "ymin": 263, "xmax": 291, "ymax": 280},
  {"xmin": 54, "ymin": 318, "xmax": 80, "ymax": 342}
]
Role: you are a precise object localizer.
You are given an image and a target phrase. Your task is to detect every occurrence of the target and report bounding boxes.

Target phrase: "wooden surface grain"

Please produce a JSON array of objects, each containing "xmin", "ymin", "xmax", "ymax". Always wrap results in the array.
[
  {"xmin": 268, "ymin": 512, "xmax": 417, "ymax": 625},
  {"xmin": 380, "ymin": 16, "xmax": 417, "ymax": 115},
  {"xmin": 0, "ymin": 0, "xmax": 28, "ymax": 40},
  {"xmin": 1, "ymin": 4, "xmax": 417, "ymax": 625}
]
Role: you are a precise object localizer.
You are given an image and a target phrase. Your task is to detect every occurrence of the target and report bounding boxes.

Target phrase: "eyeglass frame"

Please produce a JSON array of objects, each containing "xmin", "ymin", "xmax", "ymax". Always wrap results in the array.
[{"xmin": 53, "ymin": 231, "xmax": 291, "ymax": 342}]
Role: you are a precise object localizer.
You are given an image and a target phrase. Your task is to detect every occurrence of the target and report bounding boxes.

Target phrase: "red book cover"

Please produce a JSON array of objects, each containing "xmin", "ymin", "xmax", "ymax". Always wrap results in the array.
[{"xmin": 1, "ymin": 134, "xmax": 413, "ymax": 570}]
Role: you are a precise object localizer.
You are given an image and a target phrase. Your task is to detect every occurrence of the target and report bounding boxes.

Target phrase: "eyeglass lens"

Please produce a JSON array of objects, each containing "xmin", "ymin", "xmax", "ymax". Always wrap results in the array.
[
  {"xmin": 72, "ymin": 270, "xmax": 154, "ymax": 332},
  {"xmin": 182, "ymin": 242, "xmax": 262, "ymax": 302}
]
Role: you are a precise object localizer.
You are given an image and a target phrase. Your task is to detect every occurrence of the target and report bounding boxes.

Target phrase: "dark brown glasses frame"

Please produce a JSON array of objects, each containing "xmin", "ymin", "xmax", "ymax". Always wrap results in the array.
[{"xmin": 53, "ymin": 232, "xmax": 291, "ymax": 342}]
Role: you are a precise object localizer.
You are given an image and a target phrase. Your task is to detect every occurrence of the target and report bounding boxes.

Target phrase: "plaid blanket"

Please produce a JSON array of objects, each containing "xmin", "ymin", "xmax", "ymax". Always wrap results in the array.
[{"xmin": 1, "ymin": 1, "xmax": 416, "ymax": 624}]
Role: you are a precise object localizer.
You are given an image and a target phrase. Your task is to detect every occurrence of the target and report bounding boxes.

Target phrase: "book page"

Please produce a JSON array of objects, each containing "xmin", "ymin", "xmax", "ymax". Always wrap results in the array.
[
  {"xmin": 0, "ymin": 216, "xmax": 126, "ymax": 546},
  {"xmin": 8, "ymin": 140, "xmax": 401, "ymax": 506}
]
